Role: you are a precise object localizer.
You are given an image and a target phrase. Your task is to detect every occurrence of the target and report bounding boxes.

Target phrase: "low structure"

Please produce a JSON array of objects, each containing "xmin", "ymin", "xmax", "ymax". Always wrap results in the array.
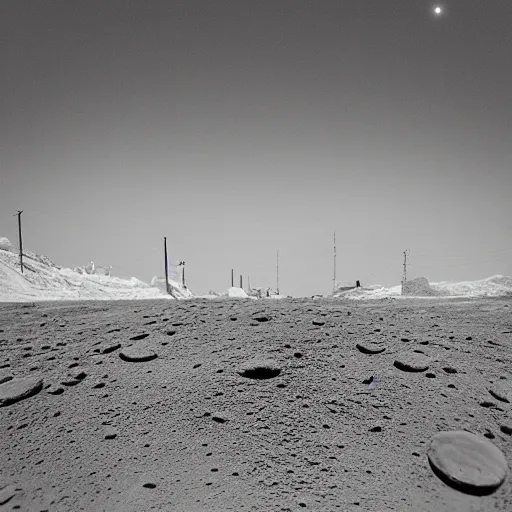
[
  {"xmin": 74, "ymin": 261, "xmax": 112, "ymax": 276},
  {"xmin": 333, "ymin": 281, "xmax": 362, "ymax": 295},
  {"xmin": 402, "ymin": 277, "xmax": 437, "ymax": 297}
]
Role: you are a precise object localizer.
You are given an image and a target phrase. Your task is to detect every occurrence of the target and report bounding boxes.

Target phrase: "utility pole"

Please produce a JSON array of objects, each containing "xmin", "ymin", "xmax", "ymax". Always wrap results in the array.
[
  {"xmin": 276, "ymin": 250, "xmax": 280, "ymax": 296},
  {"xmin": 333, "ymin": 230, "xmax": 336, "ymax": 294},
  {"xmin": 14, "ymin": 211, "xmax": 24, "ymax": 274},
  {"xmin": 164, "ymin": 237, "xmax": 170, "ymax": 294},
  {"xmin": 181, "ymin": 261, "xmax": 186, "ymax": 288},
  {"xmin": 402, "ymin": 250, "xmax": 409, "ymax": 288},
  {"xmin": 240, "ymin": 274, "xmax": 243, "ymax": 289},
  {"xmin": 231, "ymin": 269, "xmax": 234, "ymax": 287},
  {"xmin": 248, "ymin": 276, "xmax": 251, "ymax": 291}
]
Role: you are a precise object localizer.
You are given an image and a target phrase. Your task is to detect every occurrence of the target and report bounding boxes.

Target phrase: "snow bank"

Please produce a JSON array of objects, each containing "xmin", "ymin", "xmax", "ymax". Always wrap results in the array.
[
  {"xmin": 432, "ymin": 275, "xmax": 512, "ymax": 298},
  {"xmin": 0, "ymin": 237, "xmax": 16, "ymax": 253},
  {"xmin": 0, "ymin": 237, "xmax": 193, "ymax": 302},
  {"xmin": 334, "ymin": 275, "xmax": 512, "ymax": 300},
  {"xmin": 225, "ymin": 287, "xmax": 249, "ymax": 298},
  {"xmin": 150, "ymin": 276, "xmax": 195, "ymax": 300},
  {"xmin": 334, "ymin": 285, "xmax": 402, "ymax": 300}
]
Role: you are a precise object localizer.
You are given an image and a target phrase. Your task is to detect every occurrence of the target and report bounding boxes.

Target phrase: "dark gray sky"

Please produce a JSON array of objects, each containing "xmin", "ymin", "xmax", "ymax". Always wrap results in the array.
[{"xmin": 1, "ymin": 1, "xmax": 511, "ymax": 296}]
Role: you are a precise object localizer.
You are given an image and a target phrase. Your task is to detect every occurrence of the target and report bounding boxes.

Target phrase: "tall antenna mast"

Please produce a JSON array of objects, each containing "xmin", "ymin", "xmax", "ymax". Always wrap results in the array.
[
  {"xmin": 164, "ymin": 237, "xmax": 170, "ymax": 294},
  {"xmin": 276, "ymin": 250, "xmax": 280, "ymax": 295},
  {"xmin": 402, "ymin": 250, "xmax": 409, "ymax": 286},
  {"xmin": 333, "ymin": 230, "xmax": 336, "ymax": 294},
  {"xmin": 15, "ymin": 210, "xmax": 24, "ymax": 274}
]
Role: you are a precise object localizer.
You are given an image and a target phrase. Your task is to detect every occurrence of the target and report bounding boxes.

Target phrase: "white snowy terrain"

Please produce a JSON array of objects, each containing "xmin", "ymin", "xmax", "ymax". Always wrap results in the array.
[
  {"xmin": 0, "ymin": 237, "xmax": 192, "ymax": 302},
  {"xmin": 334, "ymin": 275, "xmax": 512, "ymax": 300},
  {"xmin": 2, "ymin": 237, "xmax": 511, "ymax": 302}
]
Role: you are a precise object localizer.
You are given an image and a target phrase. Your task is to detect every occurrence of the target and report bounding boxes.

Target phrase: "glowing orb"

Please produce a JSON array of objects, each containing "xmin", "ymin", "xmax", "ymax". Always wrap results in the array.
[{"xmin": 434, "ymin": 6, "xmax": 443, "ymax": 15}]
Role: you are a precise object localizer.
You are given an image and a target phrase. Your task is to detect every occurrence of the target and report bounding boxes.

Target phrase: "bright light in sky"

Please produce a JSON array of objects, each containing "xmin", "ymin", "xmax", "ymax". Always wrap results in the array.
[{"xmin": 434, "ymin": 6, "xmax": 443, "ymax": 16}]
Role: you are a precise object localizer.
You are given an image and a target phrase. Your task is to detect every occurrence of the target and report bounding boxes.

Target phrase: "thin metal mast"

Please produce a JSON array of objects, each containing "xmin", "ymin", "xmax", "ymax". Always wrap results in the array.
[
  {"xmin": 164, "ymin": 237, "xmax": 170, "ymax": 294},
  {"xmin": 15, "ymin": 211, "xmax": 24, "ymax": 274},
  {"xmin": 402, "ymin": 250, "xmax": 409, "ymax": 286}
]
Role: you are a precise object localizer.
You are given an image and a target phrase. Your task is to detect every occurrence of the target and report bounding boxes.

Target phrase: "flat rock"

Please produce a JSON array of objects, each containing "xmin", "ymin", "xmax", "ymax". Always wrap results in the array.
[
  {"xmin": 356, "ymin": 342, "xmax": 386, "ymax": 355},
  {"xmin": 394, "ymin": 352, "xmax": 431, "ymax": 372},
  {"xmin": 253, "ymin": 315, "xmax": 271, "ymax": 323},
  {"xmin": 238, "ymin": 359, "xmax": 281, "ymax": 379},
  {"xmin": 427, "ymin": 430, "xmax": 508, "ymax": 495},
  {"xmin": 104, "ymin": 427, "xmax": 118, "ymax": 440},
  {"xmin": 130, "ymin": 333, "xmax": 150, "ymax": 341},
  {"xmin": 47, "ymin": 385, "xmax": 65, "ymax": 395},
  {"xmin": 102, "ymin": 343, "xmax": 121, "ymax": 354},
  {"xmin": 488, "ymin": 382, "xmax": 512, "ymax": 404},
  {"xmin": 0, "ymin": 370, "xmax": 13, "ymax": 385},
  {"xmin": 119, "ymin": 346, "xmax": 158, "ymax": 362},
  {"xmin": 0, "ymin": 484, "xmax": 16, "ymax": 506},
  {"xmin": 0, "ymin": 377, "xmax": 43, "ymax": 407},
  {"xmin": 61, "ymin": 379, "xmax": 81, "ymax": 387}
]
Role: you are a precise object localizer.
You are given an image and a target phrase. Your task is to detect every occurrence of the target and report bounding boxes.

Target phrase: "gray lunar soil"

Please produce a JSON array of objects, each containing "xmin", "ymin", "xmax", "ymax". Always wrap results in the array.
[{"xmin": 1, "ymin": 297, "xmax": 512, "ymax": 511}]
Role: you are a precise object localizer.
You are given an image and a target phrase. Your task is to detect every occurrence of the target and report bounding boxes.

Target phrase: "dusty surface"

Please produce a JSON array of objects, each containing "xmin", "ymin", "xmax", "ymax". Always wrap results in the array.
[{"xmin": 1, "ymin": 297, "xmax": 511, "ymax": 511}]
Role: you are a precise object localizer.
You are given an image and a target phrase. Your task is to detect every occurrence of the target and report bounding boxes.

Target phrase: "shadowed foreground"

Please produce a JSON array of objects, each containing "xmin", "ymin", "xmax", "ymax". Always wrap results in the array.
[{"xmin": 1, "ymin": 297, "xmax": 511, "ymax": 511}]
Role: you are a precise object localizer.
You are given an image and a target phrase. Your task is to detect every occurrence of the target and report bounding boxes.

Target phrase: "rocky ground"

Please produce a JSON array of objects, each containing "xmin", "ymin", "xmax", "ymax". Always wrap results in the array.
[{"xmin": 1, "ymin": 297, "xmax": 511, "ymax": 511}]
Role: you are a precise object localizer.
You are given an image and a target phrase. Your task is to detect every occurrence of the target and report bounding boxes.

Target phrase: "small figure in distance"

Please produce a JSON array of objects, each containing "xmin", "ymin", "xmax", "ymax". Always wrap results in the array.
[{"xmin": 356, "ymin": 280, "xmax": 361, "ymax": 288}]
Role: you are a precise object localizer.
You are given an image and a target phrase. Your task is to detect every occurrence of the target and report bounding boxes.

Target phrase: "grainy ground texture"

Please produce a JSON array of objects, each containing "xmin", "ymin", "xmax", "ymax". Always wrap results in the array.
[{"xmin": 1, "ymin": 297, "xmax": 511, "ymax": 512}]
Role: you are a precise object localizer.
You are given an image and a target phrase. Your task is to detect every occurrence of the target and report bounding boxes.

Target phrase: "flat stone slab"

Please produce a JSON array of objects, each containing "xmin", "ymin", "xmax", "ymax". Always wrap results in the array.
[
  {"xmin": 488, "ymin": 382, "xmax": 512, "ymax": 404},
  {"xmin": 0, "ymin": 370, "xmax": 13, "ymax": 385},
  {"xmin": 102, "ymin": 343, "xmax": 121, "ymax": 354},
  {"xmin": 0, "ymin": 377, "xmax": 43, "ymax": 407},
  {"xmin": 119, "ymin": 346, "xmax": 158, "ymax": 362},
  {"xmin": 104, "ymin": 427, "xmax": 118, "ymax": 440},
  {"xmin": 394, "ymin": 352, "xmax": 431, "ymax": 372},
  {"xmin": 428, "ymin": 430, "xmax": 508, "ymax": 496},
  {"xmin": 238, "ymin": 359, "xmax": 281, "ymax": 379},
  {"xmin": 61, "ymin": 379, "xmax": 81, "ymax": 387},
  {"xmin": 252, "ymin": 315, "xmax": 271, "ymax": 323},
  {"xmin": 356, "ymin": 342, "xmax": 386, "ymax": 355},
  {"xmin": 47, "ymin": 385, "xmax": 64, "ymax": 395},
  {"xmin": 0, "ymin": 484, "xmax": 16, "ymax": 506}
]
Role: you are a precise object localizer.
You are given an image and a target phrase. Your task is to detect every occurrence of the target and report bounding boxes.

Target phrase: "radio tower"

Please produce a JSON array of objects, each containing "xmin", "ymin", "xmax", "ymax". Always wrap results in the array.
[
  {"xmin": 401, "ymin": 250, "xmax": 409, "ymax": 290},
  {"xmin": 15, "ymin": 210, "xmax": 24, "ymax": 274},
  {"xmin": 164, "ymin": 237, "xmax": 170, "ymax": 294}
]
